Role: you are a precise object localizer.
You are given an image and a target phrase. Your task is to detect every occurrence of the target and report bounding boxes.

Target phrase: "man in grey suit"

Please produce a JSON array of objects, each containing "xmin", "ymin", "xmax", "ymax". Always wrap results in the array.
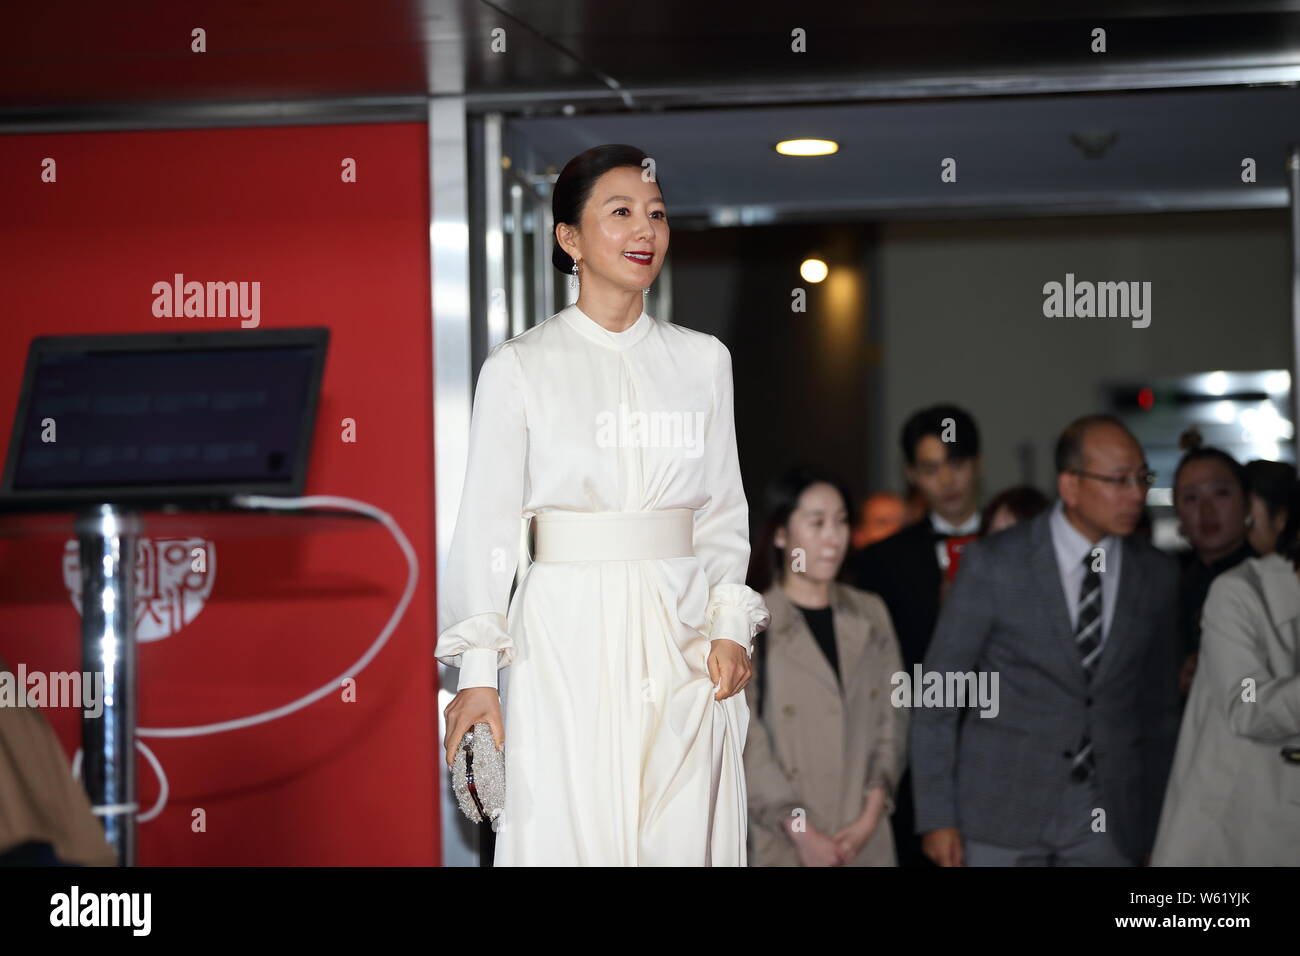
[{"xmin": 912, "ymin": 414, "xmax": 1181, "ymax": 866}]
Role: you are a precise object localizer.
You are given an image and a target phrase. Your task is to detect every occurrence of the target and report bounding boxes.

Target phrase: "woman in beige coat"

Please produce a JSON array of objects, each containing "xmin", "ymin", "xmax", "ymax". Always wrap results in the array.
[
  {"xmin": 743, "ymin": 467, "xmax": 907, "ymax": 866},
  {"xmin": 1151, "ymin": 484, "xmax": 1300, "ymax": 866}
]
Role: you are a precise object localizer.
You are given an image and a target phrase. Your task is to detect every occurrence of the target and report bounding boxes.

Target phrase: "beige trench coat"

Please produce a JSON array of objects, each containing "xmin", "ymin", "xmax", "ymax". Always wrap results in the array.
[
  {"xmin": 743, "ymin": 581, "xmax": 907, "ymax": 866},
  {"xmin": 1151, "ymin": 554, "xmax": 1300, "ymax": 866},
  {"xmin": 0, "ymin": 654, "xmax": 116, "ymax": 865}
]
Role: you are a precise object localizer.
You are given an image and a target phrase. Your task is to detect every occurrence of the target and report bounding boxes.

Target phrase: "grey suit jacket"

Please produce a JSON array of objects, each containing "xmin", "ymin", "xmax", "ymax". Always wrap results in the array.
[{"xmin": 910, "ymin": 507, "xmax": 1181, "ymax": 863}]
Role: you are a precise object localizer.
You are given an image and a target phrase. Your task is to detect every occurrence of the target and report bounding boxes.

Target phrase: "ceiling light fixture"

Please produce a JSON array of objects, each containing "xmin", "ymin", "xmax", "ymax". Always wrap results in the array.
[
  {"xmin": 800, "ymin": 258, "xmax": 828, "ymax": 283},
  {"xmin": 776, "ymin": 139, "xmax": 838, "ymax": 156}
]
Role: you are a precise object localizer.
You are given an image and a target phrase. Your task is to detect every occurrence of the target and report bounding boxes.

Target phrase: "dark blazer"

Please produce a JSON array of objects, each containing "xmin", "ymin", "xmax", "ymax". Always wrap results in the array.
[
  {"xmin": 851, "ymin": 518, "xmax": 942, "ymax": 672},
  {"xmin": 850, "ymin": 516, "xmax": 945, "ymax": 866},
  {"xmin": 910, "ymin": 508, "xmax": 1182, "ymax": 863}
]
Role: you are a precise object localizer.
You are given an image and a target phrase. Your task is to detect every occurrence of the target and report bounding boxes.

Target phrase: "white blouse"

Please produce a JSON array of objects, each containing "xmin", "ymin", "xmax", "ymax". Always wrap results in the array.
[{"xmin": 435, "ymin": 302, "xmax": 770, "ymax": 691}]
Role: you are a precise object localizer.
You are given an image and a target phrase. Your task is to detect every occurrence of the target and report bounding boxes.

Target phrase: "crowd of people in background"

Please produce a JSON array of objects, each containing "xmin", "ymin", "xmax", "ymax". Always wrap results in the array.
[{"xmin": 744, "ymin": 404, "xmax": 1300, "ymax": 866}]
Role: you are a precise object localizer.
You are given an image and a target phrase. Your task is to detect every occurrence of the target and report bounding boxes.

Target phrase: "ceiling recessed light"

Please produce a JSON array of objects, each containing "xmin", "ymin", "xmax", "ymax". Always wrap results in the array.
[
  {"xmin": 800, "ymin": 258, "xmax": 828, "ymax": 283},
  {"xmin": 776, "ymin": 139, "xmax": 838, "ymax": 157}
]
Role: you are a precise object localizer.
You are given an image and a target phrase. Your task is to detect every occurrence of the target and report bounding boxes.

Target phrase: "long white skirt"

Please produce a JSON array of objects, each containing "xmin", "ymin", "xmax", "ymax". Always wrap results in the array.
[{"xmin": 494, "ymin": 556, "xmax": 749, "ymax": 866}]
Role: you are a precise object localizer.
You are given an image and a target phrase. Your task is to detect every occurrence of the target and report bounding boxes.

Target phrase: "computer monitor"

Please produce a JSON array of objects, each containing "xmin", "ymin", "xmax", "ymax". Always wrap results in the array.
[{"xmin": 0, "ymin": 328, "xmax": 329, "ymax": 508}]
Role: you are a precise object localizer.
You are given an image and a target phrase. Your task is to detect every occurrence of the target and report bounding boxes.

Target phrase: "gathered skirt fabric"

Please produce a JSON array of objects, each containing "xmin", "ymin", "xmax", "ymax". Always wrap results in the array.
[{"xmin": 496, "ymin": 557, "xmax": 748, "ymax": 866}]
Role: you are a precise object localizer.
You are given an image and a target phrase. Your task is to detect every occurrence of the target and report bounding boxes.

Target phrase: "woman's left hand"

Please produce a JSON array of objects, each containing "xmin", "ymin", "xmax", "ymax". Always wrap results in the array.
[
  {"xmin": 706, "ymin": 639, "xmax": 751, "ymax": 701},
  {"xmin": 831, "ymin": 819, "xmax": 875, "ymax": 864},
  {"xmin": 832, "ymin": 787, "xmax": 887, "ymax": 863}
]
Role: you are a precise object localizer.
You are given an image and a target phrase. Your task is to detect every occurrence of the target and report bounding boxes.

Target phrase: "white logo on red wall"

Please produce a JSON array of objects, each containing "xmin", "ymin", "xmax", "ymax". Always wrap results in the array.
[{"xmin": 63, "ymin": 538, "xmax": 216, "ymax": 643}]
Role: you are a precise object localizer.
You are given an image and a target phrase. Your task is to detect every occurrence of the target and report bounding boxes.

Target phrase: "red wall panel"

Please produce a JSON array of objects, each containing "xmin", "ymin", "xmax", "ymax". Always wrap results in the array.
[{"xmin": 0, "ymin": 121, "xmax": 439, "ymax": 865}]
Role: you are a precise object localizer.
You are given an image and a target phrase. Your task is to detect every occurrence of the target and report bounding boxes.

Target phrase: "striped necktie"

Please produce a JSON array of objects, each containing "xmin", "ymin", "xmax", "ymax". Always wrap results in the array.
[{"xmin": 1071, "ymin": 551, "xmax": 1103, "ymax": 781}]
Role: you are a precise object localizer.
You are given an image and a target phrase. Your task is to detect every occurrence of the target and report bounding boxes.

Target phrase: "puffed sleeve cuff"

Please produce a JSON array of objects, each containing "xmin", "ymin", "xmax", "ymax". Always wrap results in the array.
[
  {"xmin": 435, "ymin": 611, "xmax": 514, "ymax": 692},
  {"xmin": 703, "ymin": 583, "xmax": 771, "ymax": 657}
]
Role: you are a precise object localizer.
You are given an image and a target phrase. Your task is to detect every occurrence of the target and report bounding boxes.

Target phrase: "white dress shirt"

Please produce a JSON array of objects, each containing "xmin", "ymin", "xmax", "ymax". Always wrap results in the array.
[
  {"xmin": 931, "ymin": 510, "xmax": 981, "ymax": 571},
  {"xmin": 1049, "ymin": 499, "xmax": 1122, "ymax": 644}
]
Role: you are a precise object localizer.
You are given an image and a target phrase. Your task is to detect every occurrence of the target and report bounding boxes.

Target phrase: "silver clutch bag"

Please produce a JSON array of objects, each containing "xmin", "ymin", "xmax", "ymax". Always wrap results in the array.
[{"xmin": 452, "ymin": 722, "xmax": 505, "ymax": 830}]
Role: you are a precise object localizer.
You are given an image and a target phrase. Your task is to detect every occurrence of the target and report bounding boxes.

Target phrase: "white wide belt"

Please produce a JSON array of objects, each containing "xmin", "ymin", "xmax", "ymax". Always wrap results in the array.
[{"xmin": 530, "ymin": 509, "xmax": 695, "ymax": 563}]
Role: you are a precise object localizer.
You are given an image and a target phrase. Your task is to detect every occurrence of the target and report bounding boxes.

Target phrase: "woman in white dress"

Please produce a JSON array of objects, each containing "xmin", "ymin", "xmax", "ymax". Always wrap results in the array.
[{"xmin": 435, "ymin": 144, "xmax": 771, "ymax": 866}]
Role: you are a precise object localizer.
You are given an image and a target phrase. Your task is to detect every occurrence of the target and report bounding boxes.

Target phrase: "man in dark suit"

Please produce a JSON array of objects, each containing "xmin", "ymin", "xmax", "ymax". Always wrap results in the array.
[
  {"xmin": 851, "ymin": 403, "xmax": 983, "ymax": 866},
  {"xmin": 911, "ymin": 414, "xmax": 1181, "ymax": 866}
]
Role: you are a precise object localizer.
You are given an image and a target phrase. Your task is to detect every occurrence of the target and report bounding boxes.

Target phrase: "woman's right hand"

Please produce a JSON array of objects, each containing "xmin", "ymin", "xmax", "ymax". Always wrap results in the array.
[
  {"xmin": 443, "ymin": 687, "xmax": 505, "ymax": 769},
  {"xmin": 787, "ymin": 821, "xmax": 849, "ymax": 866}
]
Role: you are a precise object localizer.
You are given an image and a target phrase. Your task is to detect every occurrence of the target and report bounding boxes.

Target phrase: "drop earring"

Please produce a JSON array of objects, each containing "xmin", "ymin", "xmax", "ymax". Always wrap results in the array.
[
  {"xmin": 569, "ymin": 260, "xmax": 579, "ymax": 292},
  {"xmin": 642, "ymin": 286, "xmax": 650, "ymax": 298}
]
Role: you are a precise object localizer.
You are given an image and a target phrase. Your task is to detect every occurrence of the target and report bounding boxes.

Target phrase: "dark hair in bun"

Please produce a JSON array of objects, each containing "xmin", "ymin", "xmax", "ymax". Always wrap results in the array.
[
  {"xmin": 1173, "ymin": 426, "xmax": 1249, "ymax": 499},
  {"xmin": 1177, "ymin": 426, "xmax": 1204, "ymax": 453},
  {"xmin": 551, "ymin": 144, "xmax": 663, "ymax": 275}
]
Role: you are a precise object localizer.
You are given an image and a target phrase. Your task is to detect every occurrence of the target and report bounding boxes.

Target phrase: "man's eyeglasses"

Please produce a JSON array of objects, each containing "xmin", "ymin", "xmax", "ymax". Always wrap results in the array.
[{"xmin": 1068, "ymin": 468, "xmax": 1157, "ymax": 490}]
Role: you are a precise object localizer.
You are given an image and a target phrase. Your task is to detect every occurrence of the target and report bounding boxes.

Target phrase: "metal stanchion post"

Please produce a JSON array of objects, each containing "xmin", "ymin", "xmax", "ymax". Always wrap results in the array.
[{"xmin": 76, "ymin": 504, "xmax": 139, "ymax": 866}]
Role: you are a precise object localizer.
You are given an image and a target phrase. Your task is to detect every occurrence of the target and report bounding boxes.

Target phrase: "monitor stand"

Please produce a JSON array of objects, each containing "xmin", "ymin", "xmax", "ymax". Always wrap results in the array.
[{"xmin": 75, "ymin": 504, "xmax": 140, "ymax": 867}]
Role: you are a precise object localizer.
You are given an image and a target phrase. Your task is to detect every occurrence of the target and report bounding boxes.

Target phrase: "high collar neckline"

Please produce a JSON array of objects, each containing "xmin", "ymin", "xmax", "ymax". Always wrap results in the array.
[
  {"xmin": 1197, "ymin": 541, "xmax": 1256, "ymax": 574},
  {"xmin": 559, "ymin": 302, "xmax": 652, "ymax": 351}
]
